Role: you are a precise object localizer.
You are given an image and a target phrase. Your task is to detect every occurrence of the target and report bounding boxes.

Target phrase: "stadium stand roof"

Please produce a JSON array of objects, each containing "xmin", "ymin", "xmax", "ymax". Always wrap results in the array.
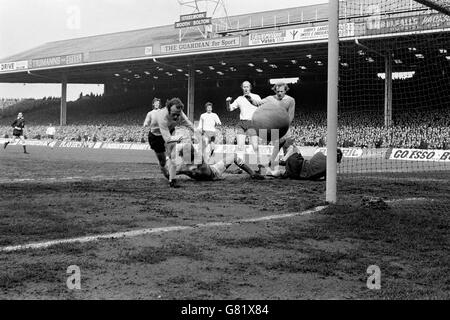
[
  {"xmin": 0, "ymin": 4, "xmax": 329, "ymax": 63},
  {"xmin": 0, "ymin": 2, "xmax": 448, "ymax": 85},
  {"xmin": 0, "ymin": 4, "xmax": 333, "ymax": 84}
]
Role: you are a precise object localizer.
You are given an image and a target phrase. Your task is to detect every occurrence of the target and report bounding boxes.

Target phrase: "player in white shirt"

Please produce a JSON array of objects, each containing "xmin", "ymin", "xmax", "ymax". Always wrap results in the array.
[
  {"xmin": 143, "ymin": 97, "xmax": 161, "ymax": 127},
  {"xmin": 197, "ymin": 102, "xmax": 222, "ymax": 157},
  {"xmin": 146, "ymin": 98, "xmax": 197, "ymax": 188},
  {"xmin": 46, "ymin": 124, "xmax": 56, "ymax": 139},
  {"xmin": 226, "ymin": 81, "xmax": 263, "ymax": 172}
]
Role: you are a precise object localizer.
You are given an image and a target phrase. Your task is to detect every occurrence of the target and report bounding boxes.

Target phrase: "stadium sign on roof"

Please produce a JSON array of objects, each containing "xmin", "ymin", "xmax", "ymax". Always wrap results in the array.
[
  {"xmin": 0, "ymin": 60, "xmax": 28, "ymax": 73},
  {"xmin": 180, "ymin": 12, "xmax": 208, "ymax": 21},
  {"xmin": 31, "ymin": 53, "xmax": 83, "ymax": 69},
  {"xmin": 175, "ymin": 18, "xmax": 212, "ymax": 29},
  {"xmin": 160, "ymin": 36, "xmax": 241, "ymax": 54},
  {"xmin": 175, "ymin": 11, "xmax": 212, "ymax": 29},
  {"xmin": 249, "ymin": 23, "xmax": 355, "ymax": 46},
  {"xmin": 88, "ymin": 46, "xmax": 153, "ymax": 63},
  {"xmin": 365, "ymin": 13, "xmax": 450, "ymax": 35}
]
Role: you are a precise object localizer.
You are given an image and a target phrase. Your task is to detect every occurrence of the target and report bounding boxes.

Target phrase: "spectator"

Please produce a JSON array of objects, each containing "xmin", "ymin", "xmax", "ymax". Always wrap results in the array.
[{"xmin": 46, "ymin": 123, "xmax": 56, "ymax": 140}]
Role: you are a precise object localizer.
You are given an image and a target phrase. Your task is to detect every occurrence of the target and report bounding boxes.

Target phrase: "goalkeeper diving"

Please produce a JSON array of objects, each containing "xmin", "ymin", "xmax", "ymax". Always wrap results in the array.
[{"xmin": 171, "ymin": 135, "xmax": 265, "ymax": 184}]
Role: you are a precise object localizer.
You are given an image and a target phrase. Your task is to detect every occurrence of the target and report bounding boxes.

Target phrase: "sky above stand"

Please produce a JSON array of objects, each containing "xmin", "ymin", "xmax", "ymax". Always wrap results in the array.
[{"xmin": 0, "ymin": 0, "xmax": 326, "ymax": 100}]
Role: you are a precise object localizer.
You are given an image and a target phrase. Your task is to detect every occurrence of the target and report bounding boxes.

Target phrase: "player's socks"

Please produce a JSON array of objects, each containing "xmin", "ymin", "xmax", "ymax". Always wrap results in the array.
[
  {"xmin": 3, "ymin": 141, "xmax": 9, "ymax": 149},
  {"xmin": 234, "ymin": 156, "xmax": 265, "ymax": 180},
  {"xmin": 169, "ymin": 179, "xmax": 180, "ymax": 188},
  {"xmin": 23, "ymin": 146, "xmax": 29, "ymax": 154},
  {"xmin": 161, "ymin": 166, "xmax": 170, "ymax": 180}
]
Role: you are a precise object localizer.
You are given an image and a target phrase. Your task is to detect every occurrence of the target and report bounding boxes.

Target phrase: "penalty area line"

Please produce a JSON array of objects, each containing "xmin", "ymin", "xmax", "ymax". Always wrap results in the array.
[
  {"xmin": 0, "ymin": 175, "xmax": 149, "ymax": 185},
  {"xmin": 0, "ymin": 206, "xmax": 328, "ymax": 253}
]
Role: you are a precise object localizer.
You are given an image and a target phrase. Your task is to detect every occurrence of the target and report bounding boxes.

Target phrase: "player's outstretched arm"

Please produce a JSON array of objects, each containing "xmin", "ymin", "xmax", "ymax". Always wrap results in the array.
[
  {"xmin": 215, "ymin": 114, "xmax": 222, "ymax": 126},
  {"xmin": 180, "ymin": 111, "xmax": 196, "ymax": 133},
  {"xmin": 288, "ymin": 99, "xmax": 296, "ymax": 124},
  {"xmin": 226, "ymin": 97, "xmax": 233, "ymax": 111},
  {"xmin": 197, "ymin": 115, "xmax": 204, "ymax": 132}
]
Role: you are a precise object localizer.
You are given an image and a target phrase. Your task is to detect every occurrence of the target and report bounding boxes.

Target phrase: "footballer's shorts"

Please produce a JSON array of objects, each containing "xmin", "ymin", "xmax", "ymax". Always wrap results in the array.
[
  {"xmin": 148, "ymin": 129, "xmax": 175, "ymax": 154},
  {"xmin": 203, "ymin": 130, "xmax": 217, "ymax": 143},
  {"xmin": 13, "ymin": 129, "xmax": 23, "ymax": 137},
  {"xmin": 236, "ymin": 120, "xmax": 257, "ymax": 136},
  {"xmin": 148, "ymin": 132, "xmax": 166, "ymax": 153}
]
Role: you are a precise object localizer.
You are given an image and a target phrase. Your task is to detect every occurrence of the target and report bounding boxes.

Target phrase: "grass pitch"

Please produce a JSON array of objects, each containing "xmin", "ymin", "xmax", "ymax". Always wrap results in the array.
[{"xmin": 0, "ymin": 146, "xmax": 448, "ymax": 299}]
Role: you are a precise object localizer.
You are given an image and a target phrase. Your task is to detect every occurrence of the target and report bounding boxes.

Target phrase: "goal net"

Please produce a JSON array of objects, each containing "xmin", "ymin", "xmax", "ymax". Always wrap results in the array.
[{"xmin": 335, "ymin": 0, "xmax": 449, "ymax": 207}]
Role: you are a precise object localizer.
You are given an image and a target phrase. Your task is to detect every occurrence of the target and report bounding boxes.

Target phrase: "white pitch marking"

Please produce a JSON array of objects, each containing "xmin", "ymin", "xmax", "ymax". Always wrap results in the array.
[
  {"xmin": 0, "ymin": 206, "xmax": 329, "ymax": 252},
  {"xmin": 385, "ymin": 197, "xmax": 434, "ymax": 203},
  {"xmin": 0, "ymin": 176, "xmax": 144, "ymax": 185}
]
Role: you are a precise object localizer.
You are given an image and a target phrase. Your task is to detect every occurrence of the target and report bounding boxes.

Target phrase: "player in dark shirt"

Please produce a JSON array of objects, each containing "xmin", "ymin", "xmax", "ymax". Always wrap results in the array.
[
  {"xmin": 3, "ymin": 112, "xmax": 29, "ymax": 154},
  {"xmin": 268, "ymin": 146, "xmax": 343, "ymax": 180}
]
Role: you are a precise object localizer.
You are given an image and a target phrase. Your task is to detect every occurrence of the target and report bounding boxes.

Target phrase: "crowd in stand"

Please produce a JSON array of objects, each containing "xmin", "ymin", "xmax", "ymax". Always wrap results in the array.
[
  {"xmin": 0, "ymin": 98, "xmax": 22, "ymax": 110},
  {"xmin": 0, "ymin": 96, "xmax": 448, "ymax": 150}
]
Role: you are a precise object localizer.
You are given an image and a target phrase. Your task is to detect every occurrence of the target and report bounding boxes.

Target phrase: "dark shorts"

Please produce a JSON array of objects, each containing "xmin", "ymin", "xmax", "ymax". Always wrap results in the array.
[
  {"xmin": 148, "ymin": 132, "xmax": 166, "ymax": 153},
  {"xmin": 203, "ymin": 130, "xmax": 216, "ymax": 142},
  {"xmin": 236, "ymin": 120, "xmax": 257, "ymax": 136},
  {"xmin": 13, "ymin": 129, "xmax": 23, "ymax": 137}
]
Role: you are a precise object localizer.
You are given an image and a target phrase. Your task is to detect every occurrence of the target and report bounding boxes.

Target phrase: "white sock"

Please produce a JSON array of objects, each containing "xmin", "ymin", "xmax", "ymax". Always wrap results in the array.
[{"xmin": 167, "ymin": 159, "xmax": 177, "ymax": 182}]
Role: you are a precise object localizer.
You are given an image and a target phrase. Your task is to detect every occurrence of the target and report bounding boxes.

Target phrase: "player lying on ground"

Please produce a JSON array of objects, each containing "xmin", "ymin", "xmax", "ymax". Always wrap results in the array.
[
  {"xmin": 266, "ymin": 146, "xmax": 343, "ymax": 180},
  {"xmin": 3, "ymin": 112, "xmax": 29, "ymax": 154},
  {"xmin": 171, "ymin": 139, "xmax": 265, "ymax": 183}
]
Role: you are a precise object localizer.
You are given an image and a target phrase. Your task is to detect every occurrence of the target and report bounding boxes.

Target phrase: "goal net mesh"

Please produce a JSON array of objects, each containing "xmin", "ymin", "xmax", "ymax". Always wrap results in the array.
[{"xmin": 335, "ymin": 0, "xmax": 449, "ymax": 207}]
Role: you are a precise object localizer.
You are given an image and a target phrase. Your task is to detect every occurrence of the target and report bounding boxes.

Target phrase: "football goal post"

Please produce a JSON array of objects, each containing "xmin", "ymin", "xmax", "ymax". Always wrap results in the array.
[{"xmin": 326, "ymin": 0, "xmax": 450, "ymax": 204}]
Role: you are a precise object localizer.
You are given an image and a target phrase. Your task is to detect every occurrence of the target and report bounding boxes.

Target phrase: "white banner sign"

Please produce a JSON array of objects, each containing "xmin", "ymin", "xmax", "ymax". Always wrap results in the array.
[
  {"xmin": 129, "ymin": 144, "xmax": 151, "ymax": 150},
  {"xmin": 249, "ymin": 23, "xmax": 355, "ymax": 46},
  {"xmin": 315, "ymin": 147, "xmax": 363, "ymax": 158},
  {"xmin": 389, "ymin": 148, "xmax": 450, "ymax": 162},
  {"xmin": 213, "ymin": 144, "xmax": 274, "ymax": 155},
  {"xmin": 0, "ymin": 60, "xmax": 29, "ymax": 72},
  {"xmin": 59, "ymin": 141, "xmax": 97, "ymax": 148},
  {"xmin": 102, "ymin": 143, "xmax": 134, "ymax": 150},
  {"xmin": 161, "ymin": 37, "xmax": 241, "ymax": 54}
]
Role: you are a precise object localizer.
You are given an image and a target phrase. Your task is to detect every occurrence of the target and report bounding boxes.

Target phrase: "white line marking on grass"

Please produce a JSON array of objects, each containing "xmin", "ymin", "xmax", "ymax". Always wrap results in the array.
[
  {"xmin": 0, "ymin": 206, "xmax": 328, "ymax": 252},
  {"xmin": 0, "ymin": 176, "xmax": 147, "ymax": 185},
  {"xmin": 385, "ymin": 197, "xmax": 434, "ymax": 203}
]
